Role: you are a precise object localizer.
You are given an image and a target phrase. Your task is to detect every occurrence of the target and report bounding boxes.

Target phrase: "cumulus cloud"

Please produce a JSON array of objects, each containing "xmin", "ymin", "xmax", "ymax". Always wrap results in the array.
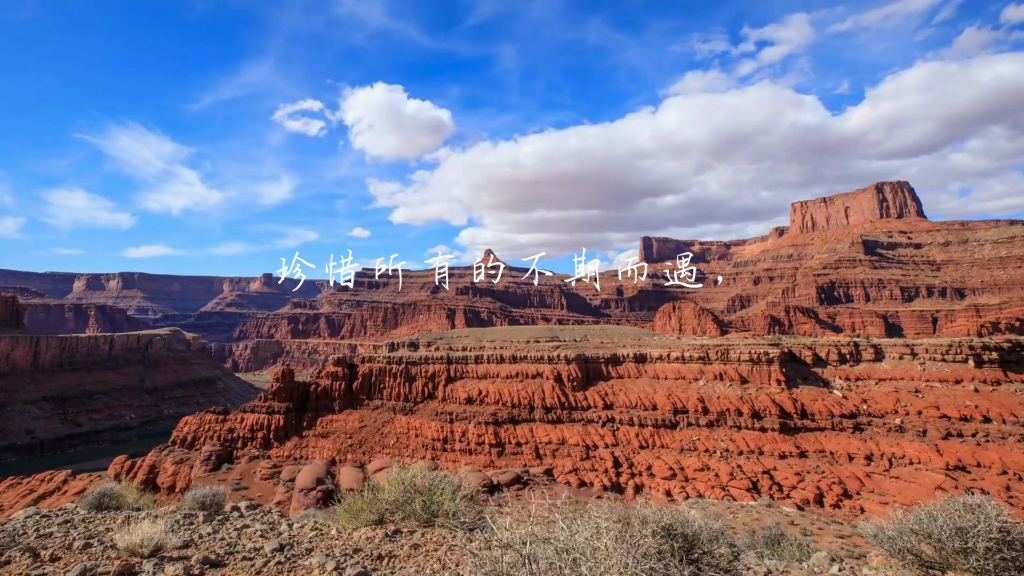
[
  {"xmin": 40, "ymin": 187, "xmax": 136, "ymax": 229},
  {"xmin": 123, "ymin": 244, "xmax": 182, "ymax": 258},
  {"xmin": 271, "ymin": 99, "xmax": 328, "ymax": 137},
  {"xmin": 82, "ymin": 123, "xmax": 225, "ymax": 215},
  {"xmin": 830, "ymin": 0, "xmax": 942, "ymax": 32},
  {"xmin": 0, "ymin": 216, "xmax": 26, "ymax": 239},
  {"xmin": 255, "ymin": 174, "xmax": 297, "ymax": 205},
  {"xmin": 334, "ymin": 82, "xmax": 455, "ymax": 161},
  {"xmin": 348, "ymin": 226, "xmax": 371, "ymax": 238},
  {"xmin": 734, "ymin": 13, "xmax": 816, "ymax": 77},
  {"xmin": 1002, "ymin": 3, "xmax": 1024, "ymax": 26},
  {"xmin": 365, "ymin": 51, "xmax": 1024, "ymax": 259}
]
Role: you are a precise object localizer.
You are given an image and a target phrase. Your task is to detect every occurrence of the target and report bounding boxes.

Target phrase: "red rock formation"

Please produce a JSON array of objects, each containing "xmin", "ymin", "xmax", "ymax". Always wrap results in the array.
[
  {"xmin": 0, "ymin": 470, "xmax": 101, "ymax": 517},
  {"xmin": 651, "ymin": 301, "xmax": 725, "ymax": 337},
  {"xmin": 0, "ymin": 328, "xmax": 260, "ymax": 463},
  {"xmin": 99, "ymin": 327, "xmax": 1024, "ymax": 520},
  {"xmin": 790, "ymin": 181, "xmax": 926, "ymax": 235},
  {"xmin": 0, "ymin": 293, "xmax": 25, "ymax": 334}
]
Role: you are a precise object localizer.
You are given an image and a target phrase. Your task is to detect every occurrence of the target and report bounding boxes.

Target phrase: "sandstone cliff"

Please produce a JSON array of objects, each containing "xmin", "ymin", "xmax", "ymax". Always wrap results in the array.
[
  {"xmin": 790, "ymin": 181, "xmax": 926, "ymax": 235},
  {"xmin": 0, "ymin": 328, "xmax": 260, "ymax": 467},
  {"xmin": 94, "ymin": 326, "xmax": 1024, "ymax": 521},
  {"xmin": 0, "ymin": 293, "xmax": 25, "ymax": 334}
]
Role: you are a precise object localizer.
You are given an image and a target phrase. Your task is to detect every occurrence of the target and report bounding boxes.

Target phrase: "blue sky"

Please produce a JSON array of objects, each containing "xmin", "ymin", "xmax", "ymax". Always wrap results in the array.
[{"xmin": 1, "ymin": 0, "xmax": 1023, "ymax": 277}]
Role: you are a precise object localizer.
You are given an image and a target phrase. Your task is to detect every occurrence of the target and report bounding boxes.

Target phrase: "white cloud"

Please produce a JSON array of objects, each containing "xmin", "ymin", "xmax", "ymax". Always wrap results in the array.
[
  {"xmin": 82, "ymin": 123, "xmax": 225, "ymax": 215},
  {"xmin": 123, "ymin": 244, "xmax": 182, "ymax": 258},
  {"xmin": 49, "ymin": 248, "xmax": 84, "ymax": 255},
  {"xmin": 1002, "ymin": 3, "xmax": 1024, "ymax": 25},
  {"xmin": 255, "ymin": 174, "xmax": 297, "ymax": 205},
  {"xmin": 271, "ymin": 99, "xmax": 328, "ymax": 137},
  {"xmin": 931, "ymin": 0, "xmax": 961, "ymax": 24},
  {"xmin": 834, "ymin": 79, "xmax": 853, "ymax": 94},
  {"xmin": 830, "ymin": 0, "xmax": 942, "ymax": 32},
  {"xmin": 348, "ymin": 226, "xmax": 371, "ymax": 238},
  {"xmin": 938, "ymin": 26, "xmax": 1005, "ymax": 58},
  {"xmin": 734, "ymin": 13, "xmax": 816, "ymax": 77},
  {"xmin": 690, "ymin": 33, "xmax": 732, "ymax": 60},
  {"xmin": 40, "ymin": 187, "xmax": 136, "ymax": 229},
  {"xmin": 681, "ymin": 14, "xmax": 815, "ymax": 82},
  {"xmin": 0, "ymin": 216, "xmax": 26, "ymax": 239},
  {"xmin": 608, "ymin": 249, "xmax": 641, "ymax": 273},
  {"xmin": 365, "ymin": 52, "xmax": 1024, "ymax": 259},
  {"xmin": 665, "ymin": 69, "xmax": 735, "ymax": 95},
  {"xmin": 335, "ymin": 82, "xmax": 455, "ymax": 161}
]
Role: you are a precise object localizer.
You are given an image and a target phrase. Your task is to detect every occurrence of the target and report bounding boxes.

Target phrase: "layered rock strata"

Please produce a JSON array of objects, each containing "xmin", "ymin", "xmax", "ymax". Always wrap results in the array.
[
  {"xmin": 99, "ymin": 326, "xmax": 1024, "ymax": 520},
  {"xmin": 0, "ymin": 328, "xmax": 260, "ymax": 466}
]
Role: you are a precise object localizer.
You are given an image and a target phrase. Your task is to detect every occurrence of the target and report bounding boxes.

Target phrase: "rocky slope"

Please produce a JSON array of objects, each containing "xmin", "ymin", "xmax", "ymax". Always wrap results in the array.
[
  {"xmin": 0, "ymin": 494, "xmax": 908, "ymax": 576},
  {"xmin": 0, "ymin": 328, "xmax": 260, "ymax": 470},
  {"xmin": 65, "ymin": 326, "xmax": 1024, "ymax": 522}
]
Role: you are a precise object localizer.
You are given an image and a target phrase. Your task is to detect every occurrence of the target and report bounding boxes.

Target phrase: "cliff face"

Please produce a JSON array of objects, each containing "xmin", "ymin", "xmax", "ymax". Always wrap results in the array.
[
  {"xmin": 790, "ymin": 181, "xmax": 926, "ymax": 235},
  {"xmin": 99, "ymin": 326, "xmax": 1024, "ymax": 520},
  {"xmin": 0, "ymin": 294, "xmax": 25, "ymax": 334},
  {"xmin": 20, "ymin": 301, "xmax": 149, "ymax": 335},
  {"xmin": 0, "ymin": 328, "xmax": 260, "ymax": 465},
  {"xmin": 0, "ymin": 271, "xmax": 325, "ymax": 341}
]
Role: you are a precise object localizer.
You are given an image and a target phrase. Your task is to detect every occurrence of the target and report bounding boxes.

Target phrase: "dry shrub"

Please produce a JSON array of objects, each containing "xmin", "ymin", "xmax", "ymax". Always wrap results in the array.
[
  {"xmin": 78, "ymin": 481, "xmax": 156, "ymax": 512},
  {"xmin": 858, "ymin": 494, "xmax": 1024, "ymax": 576},
  {"xmin": 113, "ymin": 516, "xmax": 179, "ymax": 558},
  {"xmin": 463, "ymin": 496, "xmax": 740, "ymax": 576},
  {"xmin": 178, "ymin": 485, "xmax": 228, "ymax": 514},
  {"xmin": 740, "ymin": 523, "xmax": 816, "ymax": 564},
  {"xmin": 325, "ymin": 463, "xmax": 482, "ymax": 530}
]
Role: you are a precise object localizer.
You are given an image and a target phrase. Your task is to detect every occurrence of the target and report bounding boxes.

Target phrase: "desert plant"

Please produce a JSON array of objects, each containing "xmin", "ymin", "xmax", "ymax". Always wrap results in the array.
[
  {"xmin": 325, "ymin": 462, "xmax": 481, "ymax": 530},
  {"xmin": 463, "ymin": 497, "xmax": 740, "ymax": 576},
  {"xmin": 740, "ymin": 523, "xmax": 816, "ymax": 564},
  {"xmin": 113, "ymin": 516, "xmax": 179, "ymax": 558},
  {"xmin": 78, "ymin": 481, "xmax": 156, "ymax": 512},
  {"xmin": 858, "ymin": 494, "xmax": 1024, "ymax": 576},
  {"xmin": 178, "ymin": 485, "xmax": 228, "ymax": 514}
]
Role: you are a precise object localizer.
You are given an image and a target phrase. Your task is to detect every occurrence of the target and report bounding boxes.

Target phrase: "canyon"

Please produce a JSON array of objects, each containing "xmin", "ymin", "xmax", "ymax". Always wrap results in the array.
[
  {"xmin": 0, "ymin": 327, "xmax": 260, "ymax": 477},
  {"xmin": 2, "ymin": 180, "xmax": 1024, "ymax": 523},
  {"xmin": 100, "ymin": 326, "xmax": 1024, "ymax": 521}
]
